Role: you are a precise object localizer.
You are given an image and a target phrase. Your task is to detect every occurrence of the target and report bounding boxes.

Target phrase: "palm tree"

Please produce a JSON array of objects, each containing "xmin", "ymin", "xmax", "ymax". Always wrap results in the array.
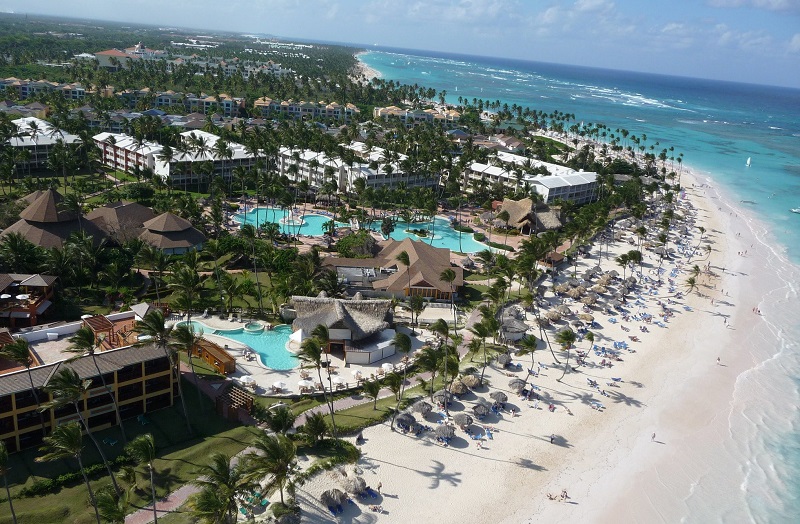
[
  {"xmin": 389, "ymin": 332, "xmax": 412, "ymax": 430},
  {"xmin": 496, "ymin": 209, "xmax": 511, "ymax": 248},
  {"xmin": 297, "ymin": 336, "xmax": 338, "ymax": 436},
  {"xmin": 36, "ymin": 422, "xmax": 102, "ymax": 524},
  {"xmin": 516, "ymin": 334, "xmax": 539, "ymax": 386},
  {"xmin": 189, "ymin": 452, "xmax": 254, "ymax": 524},
  {"xmin": 0, "ymin": 440, "xmax": 17, "ymax": 524},
  {"xmin": 300, "ymin": 412, "xmax": 328, "ymax": 443},
  {"xmin": 555, "ymin": 329, "xmax": 577, "ymax": 382},
  {"xmin": 41, "ymin": 368, "xmax": 121, "ymax": 493},
  {"xmin": 685, "ymin": 276, "xmax": 698, "ymax": 295},
  {"xmin": 170, "ymin": 323, "xmax": 205, "ymax": 407},
  {"xmin": 95, "ymin": 485, "xmax": 129, "ymax": 524},
  {"xmin": 439, "ymin": 268, "xmax": 458, "ymax": 335},
  {"xmin": 125, "ymin": 434, "xmax": 158, "ymax": 524},
  {"xmin": 135, "ymin": 310, "xmax": 192, "ymax": 435},
  {"xmin": 259, "ymin": 405, "xmax": 297, "ymax": 435},
  {"xmin": 396, "ymin": 249, "xmax": 412, "ymax": 299},
  {"xmin": 0, "ymin": 338, "xmax": 47, "ymax": 438},
  {"xmin": 468, "ymin": 321, "xmax": 491, "ymax": 385},
  {"xmin": 363, "ymin": 379, "xmax": 382, "ymax": 410},
  {"xmin": 245, "ymin": 433, "xmax": 297, "ymax": 505},
  {"xmin": 66, "ymin": 327, "xmax": 128, "ymax": 444}
]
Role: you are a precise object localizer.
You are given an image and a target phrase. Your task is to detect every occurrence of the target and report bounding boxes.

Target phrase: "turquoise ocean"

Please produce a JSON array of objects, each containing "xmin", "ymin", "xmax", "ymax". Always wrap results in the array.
[{"xmin": 359, "ymin": 48, "xmax": 800, "ymax": 522}]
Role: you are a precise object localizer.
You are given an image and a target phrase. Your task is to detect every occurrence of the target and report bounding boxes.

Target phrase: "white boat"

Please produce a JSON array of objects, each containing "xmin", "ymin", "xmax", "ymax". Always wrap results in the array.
[
  {"xmin": 791, "ymin": 208, "xmax": 800, "ymax": 214},
  {"xmin": 746, "ymin": 157, "xmax": 751, "ymax": 167}
]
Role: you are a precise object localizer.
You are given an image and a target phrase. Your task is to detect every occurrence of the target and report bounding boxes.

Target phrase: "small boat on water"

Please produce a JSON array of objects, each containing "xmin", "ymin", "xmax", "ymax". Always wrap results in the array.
[
  {"xmin": 746, "ymin": 157, "xmax": 752, "ymax": 167},
  {"xmin": 791, "ymin": 208, "xmax": 800, "ymax": 214}
]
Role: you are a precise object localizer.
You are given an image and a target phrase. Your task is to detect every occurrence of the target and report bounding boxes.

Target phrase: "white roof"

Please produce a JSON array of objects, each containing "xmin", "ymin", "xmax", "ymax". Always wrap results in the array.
[
  {"xmin": 10, "ymin": 117, "xmax": 81, "ymax": 147},
  {"xmin": 532, "ymin": 172, "xmax": 598, "ymax": 189}
]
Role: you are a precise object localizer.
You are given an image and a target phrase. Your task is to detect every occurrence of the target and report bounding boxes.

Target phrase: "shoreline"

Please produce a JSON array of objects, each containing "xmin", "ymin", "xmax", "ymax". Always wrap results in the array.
[
  {"xmin": 351, "ymin": 51, "xmax": 381, "ymax": 83},
  {"xmin": 294, "ymin": 164, "xmax": 800, "ymax": 523}
]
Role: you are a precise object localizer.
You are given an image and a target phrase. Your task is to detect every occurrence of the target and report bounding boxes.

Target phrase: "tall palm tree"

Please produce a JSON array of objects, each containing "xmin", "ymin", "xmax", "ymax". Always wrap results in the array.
[
  {"xmin": 189, "ymin": 452, "xmax": 254, "ymax": 524},
  {"xmin": 36, "ymin": 422, "xmax": 102, "ymax": 524},
  {"xmin": 309, "ymin": 324, "xmax": 338, "ymax": 435},
  {"xmin": 297, "ymin": 337, "xmax": 338, "ymax": 436},
  {"xmin": 396, "ymin": 250, "xmax": 412, "ymax": 299},
  {"xmin": 468, "ymin": 321, "xmax": 491, "ymax": 385},
  {"xmin": 0, "ymin": 338, "xmax": 47, "ymax": 438},
  {"xmin": 125, "ymin": 434, "xmax": 158, "ymax": 524},
  {"xmin": 41, "ymin": 368, "xmax": 120, "ymax": 493},
  {"xmin": 170, "ymin": 323, "xmax": 205, "ymax": 407},
  {"xmin": 389, "ymin": 332, "xmax": 412, "ymax": 430},
  {"xmin": 245, "ymin": 433, "xmax": 297, "ymax": 505},
  {"xmin": 439, "ymin": 268, "xmax": 458, "ymax": 335},
  {"xmin": 0, "ymin": 440, "xmax": 17, "ymax": 524},
  {"xmin": 95, "ymin": 485, "xmax": 129, "ymax": 524},
  {"xmin": 555, "ymin": 329, "xmax": 577, "ymax": 382},
  {"xmin": 516, "ymin": 334, "xmax": 540, "ymax": 387},
  {"xmin": 66, "ymin": 327, "xmax": 128, "ymax": 444},
  {"xmin": 135, "ymin": 310, "xmax": 192, "ymax": 435}
]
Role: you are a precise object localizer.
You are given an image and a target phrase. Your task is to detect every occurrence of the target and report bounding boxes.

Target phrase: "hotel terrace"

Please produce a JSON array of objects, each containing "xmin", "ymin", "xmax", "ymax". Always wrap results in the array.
[{"xmin": 373, "ymin": 105, "xmax": 461, "ymax": 128}]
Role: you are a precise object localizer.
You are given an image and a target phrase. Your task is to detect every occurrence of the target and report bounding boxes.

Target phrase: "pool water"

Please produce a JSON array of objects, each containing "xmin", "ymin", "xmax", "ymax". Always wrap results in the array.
[
  {"xmin": 179, "ymin": 321, "xmax": 297, "ymax": 371},
  {"xmin": 234, "ymin": 207, "xmax": 489, "ymax": 254}
]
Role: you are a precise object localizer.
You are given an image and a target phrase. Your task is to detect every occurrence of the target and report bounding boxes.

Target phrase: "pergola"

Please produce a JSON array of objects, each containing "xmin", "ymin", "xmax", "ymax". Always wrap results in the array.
[{"xmin": 81, "ymin": 315, "xmax": 116, "ymax": 349}]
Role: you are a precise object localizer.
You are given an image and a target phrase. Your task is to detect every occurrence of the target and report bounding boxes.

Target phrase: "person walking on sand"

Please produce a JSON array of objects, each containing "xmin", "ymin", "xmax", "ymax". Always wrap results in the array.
[
  {"xmin": 651, "ymin": 432, "xmax": 656, "ymax": 442},
  {"xmin": 550, "ymin": 434, "xmax": 555, "ymax": 444},
  {"xmin": 377, "ymin": 482, "xmax": 382, "ymax": 494},
  {"xmin": 717, "ymin": 357, "xmax": 721, "ymax": 365}
]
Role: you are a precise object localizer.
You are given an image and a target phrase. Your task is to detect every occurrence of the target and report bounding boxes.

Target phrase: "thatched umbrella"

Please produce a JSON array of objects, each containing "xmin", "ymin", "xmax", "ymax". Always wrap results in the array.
[
  {"xmin": 581, "ymin": 294, "xmax": 598, "ymax": 306},
  {"xmin": 461, "ymin": 375, "xmax": 480, "ymax": 388},
  {"xmin": 412, "ymin": 400, "xmax": 432, "ymax": 415},
  {"xmin": 579, "ymin": 313, "xmax": 594, "ymax": 322},
  {"xmin": 450, "ymin": 380, "xmax": 468, "ymax": 396},
  {"xmin": 472, "ymin": 403, "xmax": 489, "ymax": 417},
  {"xmin": 571, "ymin": 320, "xmax": 584, "ymax": 328},
  {"xmin": 608, "ymin": 299, "xmax": 622, "ymax": 308},
  {"xmin": 554, "ymin": 284, "xmax": 570, "ymax": 294},
  {"xmin": 545, "ymin": 310, "xmax": 562, "ymax": 322},
  {"xmin": 607, "ymin": 270, "xmax": 619, "ymax": 278},
  {"xmin": 566, "ymin": 287, "xmax": 582, "ymax": 299},
  {"xmin": 490, "ymin": 391, "xmax": 508, "ymax": 403},
  {"xmin": 435, "ymin": 425, "xmax": 456, "ymax": 439},
  {"xmin": 535, "ymin": 317, "xmax": 551, "ymax": 327},
  {"xmin": 320, "ymin": 488, "xmax": 347, "ymax": 507},
  {"xmin": 591, "ymin": 284, "xmax": 608, "ymax": 294},
  {"xmin": 453, "ymin": 413, "xmax": 473, "ymax": 427},
  {"xmin": 597, "ymin": 274, "xmax": 613, "ymax": 286},
  {"xmin": 582, "ymin": 270, "xmax": 595, "ymax": 281},
  {"xmin": 432, "ymin": 390, "xmax": 451, "ymax": 404},
  {"xmin": 568, "ymin": 278, "xmax": 581, "ymax": 287},
  {"xmin": 556, "ymin": 305, "xmax": 572, "ymax": 315},
  {"xmin": 395, "ymin": 412, "xmax": 416, "ymax": 428},
  {"xmin": 496, "ymin": 353, "xmax": 512, "ymax": 367},
  {"xmin": 508, "ymin": 378, "xmax": 527, "ymax": 392},
  {"xmin": 342, "ymin": 476, "xmax": 367, "ymax": 495}
]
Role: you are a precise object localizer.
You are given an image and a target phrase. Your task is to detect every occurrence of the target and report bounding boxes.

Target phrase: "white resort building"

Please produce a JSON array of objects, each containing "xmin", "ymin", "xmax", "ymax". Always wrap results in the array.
[{"xmin": 7, "ymin": 117, "xmax": 81, "ymax": 170}]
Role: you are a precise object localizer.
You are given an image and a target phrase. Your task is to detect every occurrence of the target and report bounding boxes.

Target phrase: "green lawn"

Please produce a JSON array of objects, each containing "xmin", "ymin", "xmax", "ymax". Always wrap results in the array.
[{"xmin": 1, "ymin": 380, "xmax": 258, "ymax": 524}]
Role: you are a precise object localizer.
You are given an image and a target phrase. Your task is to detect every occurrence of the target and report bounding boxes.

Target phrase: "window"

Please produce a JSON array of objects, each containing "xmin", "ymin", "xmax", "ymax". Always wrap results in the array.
[
  {"xmin": 88, "ymin": 410, "xmax": 116, "ymax": 430},
  {"xmin": 118, "ymin": 382, "xmax": 143, "ymax": 402},
  {"xmin": 0, "ymin": 415, "xmax": 14, "ymax": 435},
  {"xmin": 145, "ymin": 393, "xmax": 171, "ymax": 412},
  {"xmin": 145, "ymin": 375, "xmax": 171, "ymax": 395},
  {"xmin": 117, "ymin": 363, "xmax": 142, "ymax": 383},
  {"xmin": 16, "ymin": 410, "xmax": 43, "ymax": 430},
  {"xmin": 86, "ymin": 393, "xmax": 113, "ymax": 411},
  {"xmin": 119, "ymin": 400, "xmax": 143, "ymax": 420},
  {"xmin": 144, "ymin": 357, "xmax": 170, "ymax": 375}
]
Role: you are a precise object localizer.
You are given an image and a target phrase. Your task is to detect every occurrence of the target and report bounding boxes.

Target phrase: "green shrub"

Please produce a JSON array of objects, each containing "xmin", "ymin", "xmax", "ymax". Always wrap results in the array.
[
  {"xmin": 227, "ymin": 202, "xmax": 240, "ymax": 211},
  {"xmin": 453, "ymin": 224, "xmax": 474, "ymax": 233},
  {"xmin": 474, "ymin": 232, "xmax": 486, "ymax": 242}
]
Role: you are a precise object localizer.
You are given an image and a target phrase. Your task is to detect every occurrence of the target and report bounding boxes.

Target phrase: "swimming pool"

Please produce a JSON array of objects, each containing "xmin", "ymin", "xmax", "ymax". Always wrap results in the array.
[
  {"xmin": 179, "ymin": 321, "xmax": 297, "ymax": 371},
  {"xmin": 234, "ymin": 207, "xmax": 489, "ymax": 253}
]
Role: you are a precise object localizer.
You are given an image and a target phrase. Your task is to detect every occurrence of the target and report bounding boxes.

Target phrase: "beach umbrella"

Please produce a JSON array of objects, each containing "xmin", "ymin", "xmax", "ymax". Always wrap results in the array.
[
  {"xmin": 568, "ymin": 278, "xmax": 581, "ymax": 287},
  {"xmin": 536, "ymin": 317, "xmax": 551, "ymax": 327},
  {"xmin": 342, "ymin": 476, "xmax": 367, "ymax": 495},
  {"xmin": 591, "ymin": 284, "xmax": 608, "ymax": 294},
  {"xmin": 566, "ymin": 287, "xmax": 582, "ymax": 299},
  {"xmin": 381, "ymin": 362, "xmax": 395, "ymax": 372},
  {"xmin": 395, "ymin": 412, "xmax": 416, "ymax": 428},
  {"xmin": 654, "ymin": 246, "xmax": 668, "ymax": 256},
  {"xmin": 453, "ymin": 413, "xmax": 473, "ymax": 427},
  {"xmin": 432, "ymin": 390, "xmax": 451, "ymax": 404},
  {"xmin": 472, "ymin": 403, "xmax": 489, "ymax": 417},
  {"xmin": 582, "ymin": 271, "xmax": 595, "ymax": 281},
  {"xmin": 450, "ymin": 380, "xmax": 468, "ymax": 396},
  {"xmin": 607, "ymin": 270, "xmax": 619, "ymax": 278},
  {"xmin": 490, "ymin": 391, "xmax": 508, "ymax": 403},
  {"xmin": 412, "ymin": 400, "xmax": 433, "ymax": 415},
  {"xmin": 554, "ymin": 284, "xmax": 570, "ymax": 294},
  {"xmin": 597, "ymin": 274, "xmax": 613, "ymax": 286},
  {"xmin": 331, "ymin": 376, "xmax": 346, "ymax": 385},
  {"xmin": 435, "ymin": 425, "xmax": 456, "ymax": 439},
  {"xmin": 461, "ymin": 375, "xmax": 480, "ymax": 388},
  {"xmin": 496, "ymin": 353, "xmax": 512, "ymax": 367},
  {"xmin": 297, "ymin": 379, "xmax": 314, "ymax": 389},
  {"xmin": 571, "ymin": 320, "xmax": 585, "ymax": 327},
  {"xmin": 579, "ymin": 313, "xmax": 594, "ymax": 322},
  {"xmin": 352, "ymin": 369, "xmax": 363, "ymax": 379},
  {"xmin": 271, "ymin": 380, "xmax": 286, "ymax": 390},
  {"xmin": 556, "ymin": 305, "xmax": 572, "ymax": 315},
  {"xmin": 508, "ymin": 378, "xmax": 527, "ymax": 392},
  {"xmin": 581, "ymin": 295, "xmax": 598, "ymax": 306},
  {"xmin": 625, "ymin": 276, "xmax": 638, "ymax": 285},
  {"xmin": 545, "ymin": 310, "xmax": 562, "ymax": 322},
  {"xmin": 320, "ymin": 488, "xmax": 347, "ymax": 506}
]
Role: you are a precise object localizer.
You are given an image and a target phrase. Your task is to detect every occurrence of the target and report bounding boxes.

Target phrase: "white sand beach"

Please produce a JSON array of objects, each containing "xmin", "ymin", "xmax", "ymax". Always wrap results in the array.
[
  {"xmin": 293, "ymin": 166, "xmax": 794, "ymax": 523},
  {"xmin": 352, "ymin": 52, "xmax": 380, "ymax": 83}
]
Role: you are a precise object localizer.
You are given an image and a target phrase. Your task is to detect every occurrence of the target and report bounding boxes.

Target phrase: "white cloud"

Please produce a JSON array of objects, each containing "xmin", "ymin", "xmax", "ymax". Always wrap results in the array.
[
  {"xmin": 788, "ymin": 33, "xmax": 800, "ymax": 52},
  {"xmin": 708, "ymin": 0, "xmax": 800, "ymax": 12},
  {"xmin": 714, "ymin": 24, "xmax": 774, "ymax": 52}
]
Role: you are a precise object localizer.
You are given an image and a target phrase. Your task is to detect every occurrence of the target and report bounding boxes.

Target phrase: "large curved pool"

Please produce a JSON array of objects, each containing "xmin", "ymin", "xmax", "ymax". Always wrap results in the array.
[
  {"xmin": 179, "ymin": 321, "xmax": 297, "ymax": 370},
  {"xmin": 234, "ymin": 206, "xmax": 489, "ymax": 254}
]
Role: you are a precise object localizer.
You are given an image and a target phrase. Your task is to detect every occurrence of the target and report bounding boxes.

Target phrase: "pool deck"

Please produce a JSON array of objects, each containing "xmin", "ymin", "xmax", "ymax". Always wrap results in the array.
[{"xmin": 170, "ymin": 315, "xmax": 432, "ymax": 397}]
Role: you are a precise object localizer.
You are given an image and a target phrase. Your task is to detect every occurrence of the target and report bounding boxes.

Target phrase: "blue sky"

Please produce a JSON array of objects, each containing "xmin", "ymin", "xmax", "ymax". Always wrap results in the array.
[{"xmin": 2, "ymin": 0, "xmax": 799, "ymax": 88}]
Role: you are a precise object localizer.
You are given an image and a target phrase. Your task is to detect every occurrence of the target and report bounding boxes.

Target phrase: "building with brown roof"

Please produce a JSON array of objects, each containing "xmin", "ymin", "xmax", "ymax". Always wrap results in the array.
[
  {"xmin": 0, "ymin": 273, "xmax": 58, "ymax": 328},
  {"xmin": 324, "ymin": 238, "xmax": 463, "ymax": 300},
  {"xmin": 85, "ymin": 200, "xmax": 156, "ymax": 244},
  {"xmin": 1, "ymin": 189, "xmax": 106, "ymax": 249},
  {"xmin": 139, "ymin": 212, "xmax": 205, "ymax": 254}
]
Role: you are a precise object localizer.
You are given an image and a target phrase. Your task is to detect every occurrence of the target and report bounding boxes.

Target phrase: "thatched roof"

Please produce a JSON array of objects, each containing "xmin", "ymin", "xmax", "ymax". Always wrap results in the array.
[
  {"xmin": 18, "ymin": 190, "xmax": 75, "ymax": 223},
  {"xmin": 372, "ymin": 238, "xmax": 463, "ymax": 294},
  {"xmin": 143, "ymin": 212, "xmax": 193, "ymax": 232},
  {"xmin": 497, "ymin": 197, "xmax": 533, "ymax": 228},
  {"xmin": 533, "ymin": 209, "xmax": 562, "ymax": 231},
  {"xmin": 85, "ymin": 200, "xmax": 155, "ymax": 242},
  {"xmin": 290, "ymin": 296, "xmax": 390, "ymax": 341},
  {"xmin": 2, "ymin": 215, "xmax": 106, "ymax": 249}
]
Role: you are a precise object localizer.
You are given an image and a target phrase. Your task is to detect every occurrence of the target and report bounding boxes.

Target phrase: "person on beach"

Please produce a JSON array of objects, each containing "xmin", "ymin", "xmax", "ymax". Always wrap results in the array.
[
  {"xmin": 377, "ymin": 482, "xmax": 382, "ymax": 494},
  {"xmin": 652, "ymin": 432, "xmax": 656, "ymax": 442},
  {"xmin": 550, "ymin": 434, "xmax": 555, "ymax": 444},
  {"xmin": 717, "ymin": 357, "xmax": 721, "ymax": 365}
]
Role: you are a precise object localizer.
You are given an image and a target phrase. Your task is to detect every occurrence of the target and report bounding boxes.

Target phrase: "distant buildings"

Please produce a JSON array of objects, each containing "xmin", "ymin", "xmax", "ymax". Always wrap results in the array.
[
  {"xmin": 373, "ymin": 105, "xmax": 461, "ymax": 128},
  {"xmin": 254, "ymin": 97, "xmax": 360, "ymax": 122}
]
